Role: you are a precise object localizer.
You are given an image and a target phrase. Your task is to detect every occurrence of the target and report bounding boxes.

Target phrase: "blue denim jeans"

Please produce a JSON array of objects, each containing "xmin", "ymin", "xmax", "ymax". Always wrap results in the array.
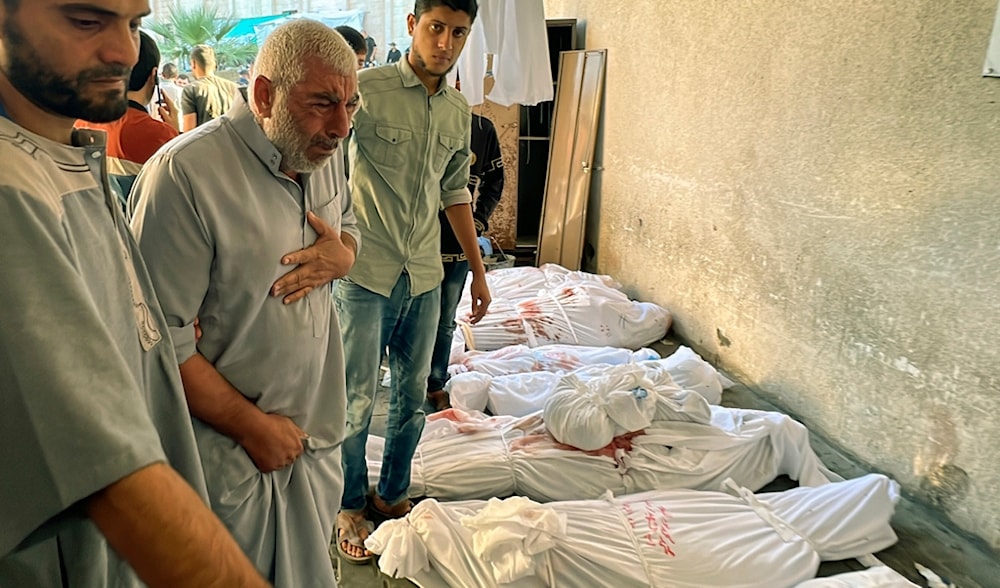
[
  {"xmin": 335, "ymin": 275, "xmax": 441, "ymax": 511},
  {"xmin": 427, "ymin": 260, "xmax": 469, "ymax": 393}
]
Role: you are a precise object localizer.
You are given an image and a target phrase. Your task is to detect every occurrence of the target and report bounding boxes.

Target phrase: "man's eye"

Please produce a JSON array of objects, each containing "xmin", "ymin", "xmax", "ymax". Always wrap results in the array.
[
  {"xmin": 130, "ymin": 19, "xmax": 143, "ymax": 31},
  {"xmin": 70, "ymin": 18, "xmax": 101, "ymax": 29},
  {"xmin": 454, "ymin": 30, "xmax": 467, "ymax": 38}
]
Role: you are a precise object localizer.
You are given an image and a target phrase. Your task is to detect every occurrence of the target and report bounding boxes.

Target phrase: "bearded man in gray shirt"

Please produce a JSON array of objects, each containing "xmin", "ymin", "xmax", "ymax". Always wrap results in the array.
[{"xmin": 131, "ymin": 20, "xmax": 361, "ymax": 587}]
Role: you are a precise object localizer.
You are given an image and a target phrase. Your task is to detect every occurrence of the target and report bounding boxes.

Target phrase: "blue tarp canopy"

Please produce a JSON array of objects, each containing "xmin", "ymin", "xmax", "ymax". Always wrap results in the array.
[
  {"xmin": 226, "ymin": 10, "xmax": 366, "ymax": 45},
  {"xmin": 225, "ymin": 14, "xmax": 288, "ymax": 39}
]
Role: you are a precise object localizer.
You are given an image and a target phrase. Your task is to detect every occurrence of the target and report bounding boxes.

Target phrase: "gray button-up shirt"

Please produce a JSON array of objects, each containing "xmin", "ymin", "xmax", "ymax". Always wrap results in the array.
[
  {"xmin": 131, "ymin": 98, "xmax": 359, "ymax": 443},
  {"xmin": 348, "ymin": 58, "xmax": 472, "ymax": 297},
  {"xmin": 0, "ymin": 120, "xmax": 204, "ymax": 587}
]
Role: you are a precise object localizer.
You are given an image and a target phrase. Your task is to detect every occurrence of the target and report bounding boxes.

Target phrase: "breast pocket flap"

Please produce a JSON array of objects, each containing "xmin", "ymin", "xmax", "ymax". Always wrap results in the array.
[
  {"xmin": 375, "ymin": 125, "xmax": 413, "ymax": 145},
  {"xmin": 438, "ymin": 133, "xmax": 462, "ymax": 152}
]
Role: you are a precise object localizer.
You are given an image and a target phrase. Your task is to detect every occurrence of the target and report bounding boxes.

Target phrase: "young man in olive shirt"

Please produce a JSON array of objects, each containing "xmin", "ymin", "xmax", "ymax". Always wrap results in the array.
[{"xmin": 336, "ymin": 0, "xmax": 489, "ymax": 562}]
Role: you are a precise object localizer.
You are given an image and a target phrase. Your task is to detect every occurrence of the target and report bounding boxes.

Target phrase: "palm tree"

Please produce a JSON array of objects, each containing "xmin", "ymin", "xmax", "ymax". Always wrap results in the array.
[{"xmin": 147, "ymin": 5, "xmax": 257, "ymax": 69}]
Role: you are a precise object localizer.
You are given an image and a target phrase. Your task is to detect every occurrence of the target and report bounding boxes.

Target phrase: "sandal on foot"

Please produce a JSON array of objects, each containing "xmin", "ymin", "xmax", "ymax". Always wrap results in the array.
[
  {"xmin": 426, "ymin": 390, "xmax": 451, "ymax": 412},
  {"xmin": 370, "ymin": 495, "xmax": 412, "ymax": 526},
  {"xmin": 335, "ymin": 511, "xmax": 374, "ymax": 564}
]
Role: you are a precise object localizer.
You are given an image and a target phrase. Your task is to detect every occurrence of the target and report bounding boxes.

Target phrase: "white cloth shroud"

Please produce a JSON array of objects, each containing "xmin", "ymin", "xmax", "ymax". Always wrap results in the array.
[
  {"xmin": 366, "ymin": 474, "xmax": 900, "ymax": 588},
  {"xmin": 450, "ymin": 343, "xmax": 661, "ymax": 378},
  {"xmin": 541, "ymin": 363, "xmax": 711, "ymax": 451},
  {"xmin": 450, "ymin": 264, "xmax": 671, "ymax": 356},
  {"xmin": 458, "ymin": 282, "xmax": 670, "ymax": 352},
  {"xmin": 795, "ymin": 566, "xmax": 921, "ymax": 587},
  {"xmin": 365, "ymin": 395, "xmax": 839, "ymax": 504},
  {"xmin": 479, "ymin": 264, "xmax": 627, "ymax": 300},
  {"xmin": 448, "ymin": 346, "xmax": 728, "ymax": 416}
]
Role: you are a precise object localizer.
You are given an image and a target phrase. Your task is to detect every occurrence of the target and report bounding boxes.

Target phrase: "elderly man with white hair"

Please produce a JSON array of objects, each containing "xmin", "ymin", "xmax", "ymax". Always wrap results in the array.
[{"xmin": 131, "ymin": 19, "xmax": 361, "ymax": 587}]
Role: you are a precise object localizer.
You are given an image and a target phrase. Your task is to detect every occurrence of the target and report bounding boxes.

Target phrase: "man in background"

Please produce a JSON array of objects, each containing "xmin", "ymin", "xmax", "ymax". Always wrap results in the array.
[
  {"xmin": 77, "ymin": 31, "xmax": 179, "ymax": 204},
  {"xmin": 426, "ymin": 111, "xmax": 504, "ymax": 410},
  {"xmin": 132, "ymin": 20, "xmax": 360, "ymax": 586},
  {"xmin": 0, "ymin": 0, "xmax": 267, "ymax": 586},
  {"xmin": 151, "ymin": 61, "xmax": 183, "ymax": 128},
  {"xmin": 362, "ymin": 29, "xmax": 377, "ymax": 67},
  {"xmin": 336, "ymin": 25, "xmax": 367, "ymax": 70},
  {"xmin": 386, "ymin": 41, "xmax": 402, "ymax": 63},
  {"xmin": 335, "ymin": 25, "xmax": 367, "ymax": 179},
  {"xmin": 181, "ymin": 44, "xmax": 238, "ymax": 131}
]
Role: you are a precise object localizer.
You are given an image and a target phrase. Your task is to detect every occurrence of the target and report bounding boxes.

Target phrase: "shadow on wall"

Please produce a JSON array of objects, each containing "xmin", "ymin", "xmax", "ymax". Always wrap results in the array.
[
  {"xmin": 914, "ymin": 408, "xmax": 970, "ymax": 512},
  {"xmin": 582, "ymin": 27, "xmax": 608, "ymax": 275}
]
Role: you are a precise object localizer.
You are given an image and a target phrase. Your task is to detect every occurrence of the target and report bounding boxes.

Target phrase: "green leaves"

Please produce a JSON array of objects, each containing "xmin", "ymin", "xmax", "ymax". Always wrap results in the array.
[{"xmin": 147, "ymin": 5, "xmax": 256, "ymax": 69}]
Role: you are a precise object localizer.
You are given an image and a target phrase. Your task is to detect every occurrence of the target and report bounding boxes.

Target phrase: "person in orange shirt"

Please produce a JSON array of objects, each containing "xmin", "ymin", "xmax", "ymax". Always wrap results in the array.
[{"xmin": 78, "ymin": 31, "xmax": 179, "ymax": 206}]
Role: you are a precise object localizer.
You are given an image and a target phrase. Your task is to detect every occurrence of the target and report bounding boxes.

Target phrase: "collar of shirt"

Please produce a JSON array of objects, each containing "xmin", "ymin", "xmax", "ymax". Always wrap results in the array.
[
  {"xmin": 395, "ymin": 57, "xmax": 449, "ymax": 97},
  {"xmin": 0, "ymin": 100, "xmax": 110, "ymax": 151},
  {"xmin": 226, "ymin": 94, "xmax": 291, "ymax": 180},
  {"xmin": 0, "ymin": 103, "xmax": 106, "ymax": 163}
]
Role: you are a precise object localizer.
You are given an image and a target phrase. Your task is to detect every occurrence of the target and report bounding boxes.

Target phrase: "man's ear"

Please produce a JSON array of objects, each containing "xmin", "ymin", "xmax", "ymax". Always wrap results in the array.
[
  {"xmin": 147, "ymin": 66, "xmax": 158, "ymax": 90},
  {"xmin": 252, "ymin": 75, "xmax": 274, "ymax": 117},
  {"xmin": 407, "ymin": 13, "xmax": 416, "ymax": 35}
]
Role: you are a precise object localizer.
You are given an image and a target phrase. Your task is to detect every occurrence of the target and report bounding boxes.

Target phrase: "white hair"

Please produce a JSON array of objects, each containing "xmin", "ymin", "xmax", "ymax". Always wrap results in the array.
[{"xmin": 253, "ymin": 19, "xmax": 357, "ymax": 90}]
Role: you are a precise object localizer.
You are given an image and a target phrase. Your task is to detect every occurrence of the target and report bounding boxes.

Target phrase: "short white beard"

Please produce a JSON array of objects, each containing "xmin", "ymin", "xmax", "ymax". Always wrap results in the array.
[{"xmin": 261, "ymin": 96, "xmax": 333, "ymax": 174}]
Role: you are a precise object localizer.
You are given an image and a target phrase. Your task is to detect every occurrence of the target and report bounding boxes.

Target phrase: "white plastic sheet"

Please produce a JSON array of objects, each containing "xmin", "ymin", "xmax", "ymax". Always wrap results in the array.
[{"xmin": 366, "ymin": 475, "xmax": 900, "ymax": 588}]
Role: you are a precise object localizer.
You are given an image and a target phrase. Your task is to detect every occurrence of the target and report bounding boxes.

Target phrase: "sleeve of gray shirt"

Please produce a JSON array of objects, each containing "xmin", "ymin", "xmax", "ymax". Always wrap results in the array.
[
  {"xmin": 0, "ymin": 185, "xmax": 165, "ymax": 556},
  {"xmin": 130, "ymin": 154, "xmax": 214, "ymax": 364}
]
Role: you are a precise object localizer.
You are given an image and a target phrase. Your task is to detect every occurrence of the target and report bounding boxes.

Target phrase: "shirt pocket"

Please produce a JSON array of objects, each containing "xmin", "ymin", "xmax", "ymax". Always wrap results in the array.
[
  {"xmin": 364, "ymin": 124, "xmax": 413, "ymax": 168},
  {"xmin": 433, "ymin": 133, "xmax": 463, "ymax": 174},
  {"xmin": 311, "ymin": 192, "xmax": 342, "ymax": 233}
]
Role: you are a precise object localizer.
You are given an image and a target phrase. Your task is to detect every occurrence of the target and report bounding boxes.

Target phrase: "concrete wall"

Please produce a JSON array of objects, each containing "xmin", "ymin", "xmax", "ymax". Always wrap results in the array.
[{"xmin": 543, "ymin": 0, "xmax": 1000, "ymax": 548}]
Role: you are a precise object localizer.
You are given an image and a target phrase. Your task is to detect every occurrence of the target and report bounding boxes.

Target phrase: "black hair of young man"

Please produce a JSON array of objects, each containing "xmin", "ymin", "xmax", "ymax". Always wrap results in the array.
[
  {"xmin": 335, "ymin": 25, "xmax": 366, "ymax": 55},
  {"xmin": 414, "ymin": 0, "xmax": 478, "ymax": 22},
  {"xmin": 129, "ymin": 31, "xmax": 160, "ymax": 92}
]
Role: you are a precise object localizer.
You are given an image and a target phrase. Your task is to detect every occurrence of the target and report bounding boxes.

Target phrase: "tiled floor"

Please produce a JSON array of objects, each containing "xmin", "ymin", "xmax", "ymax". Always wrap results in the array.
[{"xmin": 335, "ymin": 340, "xmax": 1000, "ymax": 587}]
